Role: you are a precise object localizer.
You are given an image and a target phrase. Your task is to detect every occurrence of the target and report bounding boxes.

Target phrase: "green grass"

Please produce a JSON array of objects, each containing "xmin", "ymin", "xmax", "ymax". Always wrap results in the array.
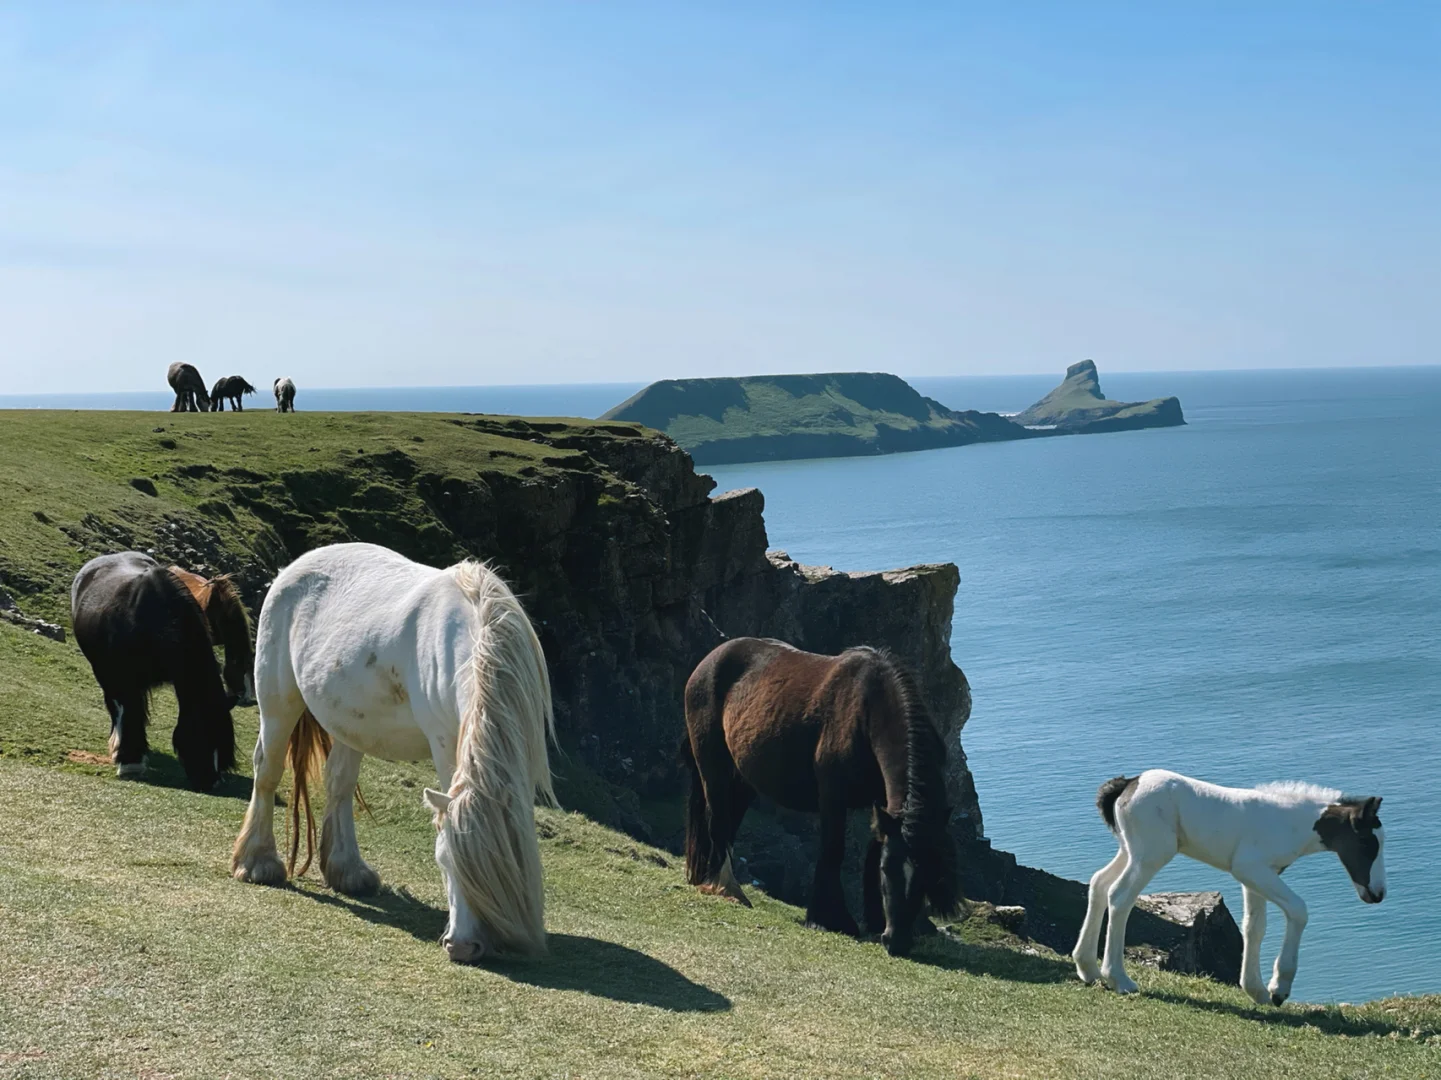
[
  {"xmin": 3, "ymin": 619, "xmax": 1440, "ymax": 1079},
  {"xmin": 0, "ymin": 408, "xmax": 648, "ymax": 624}
]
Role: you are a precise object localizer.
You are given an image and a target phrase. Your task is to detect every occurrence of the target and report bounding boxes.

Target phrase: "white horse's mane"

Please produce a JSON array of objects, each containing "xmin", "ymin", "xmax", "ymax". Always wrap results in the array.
[{"xmin": 1253, "ymin": 780, "xmax": 1344, "ymax": 805}]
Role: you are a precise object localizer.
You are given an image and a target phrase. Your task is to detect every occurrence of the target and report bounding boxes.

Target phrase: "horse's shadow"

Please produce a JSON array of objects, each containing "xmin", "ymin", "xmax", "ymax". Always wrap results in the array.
[
  {"xmin": 1147, "ymin": 990, "xmax": 1433, "ymax": 1039},
  {"xmin": 103, "ymin": 750, "xmax": 254, "ymax": 801},
  {"xmin": 301, "ymin": 887, "xmax": 731, "ymax": 1014},
  {"xmin": 906, "ymin": 934, "xmax": 1075, "ymax": 984}
]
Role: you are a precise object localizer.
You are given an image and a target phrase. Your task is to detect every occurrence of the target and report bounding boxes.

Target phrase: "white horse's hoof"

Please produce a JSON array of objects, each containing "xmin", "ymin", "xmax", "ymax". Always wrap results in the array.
[
  {"xmin": 324, "ymin": 861, "xmax": 381, "ymax": 897},
  {"xmin": 1073, "ymin": 956, "xmax": 1102, "ymax": 985},
  {"xmin": 233, "ymin": 852, "xmax": 287, "ymax": 886}
]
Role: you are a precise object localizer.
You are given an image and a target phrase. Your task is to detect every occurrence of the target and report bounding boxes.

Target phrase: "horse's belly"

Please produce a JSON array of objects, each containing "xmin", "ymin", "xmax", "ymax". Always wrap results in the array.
[{"xmin": 299, "ymin": 665, "xmax": 434, "ymax": 762}]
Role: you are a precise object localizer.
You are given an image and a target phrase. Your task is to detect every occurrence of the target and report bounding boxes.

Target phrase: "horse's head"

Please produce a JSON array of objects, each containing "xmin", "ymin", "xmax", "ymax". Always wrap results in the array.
[
  {"xmin": 1315, "ymin": 796, "xmax": 1386, "ymax": 904},
  {"xmin": 422, "ymin": 787, "xmax": 490, "ymax": 963}
]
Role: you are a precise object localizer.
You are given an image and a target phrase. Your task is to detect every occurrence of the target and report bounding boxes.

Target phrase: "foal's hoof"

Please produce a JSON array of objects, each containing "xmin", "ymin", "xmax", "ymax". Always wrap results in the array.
[
  {"xmin": 1073, "ymin": 959, "xmax": 1103, "ymax": 986},
  {"xmin": 1103, "ymin": 971, "xmax": 1139, "ymax": 995}
]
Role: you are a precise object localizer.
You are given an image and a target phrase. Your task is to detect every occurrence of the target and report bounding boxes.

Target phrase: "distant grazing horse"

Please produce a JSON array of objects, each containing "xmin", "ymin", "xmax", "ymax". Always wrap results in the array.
[
  {"xmin": 71, "ymin": 552, "xmax": 238, "ymax": 790},
  {"xmin": 167, "ymin": 362, "xmax": 211, "ymax": 412},
  {"xmin": 1074, "ymin": 770, "xmax": 1386, "ymax": 1006},
  {"xmin": 232, "ymin": 542, "xmax": 556, "ymax": 961},
  {"xmin": 683, "ymin": 638, "xmax": 959, "ymax": 957},
  {"xmin": 273, "ymin": 377, "xmax": 296, "ymax": 412},
  {"xmin": 209, "ymin": 376, "xmax": 257, "ymax": 412},
  {"xmin": 168, "ymin": 566, "xmax": 255, "ymax": 705}
]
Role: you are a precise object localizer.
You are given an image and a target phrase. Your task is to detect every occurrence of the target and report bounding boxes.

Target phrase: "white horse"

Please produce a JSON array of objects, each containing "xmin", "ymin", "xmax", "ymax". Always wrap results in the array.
[
  {"xmin": 231, "ymin": 542, "xmax": 556, "ymax": 961},
  {"xmin": 1073, "ymin": 770, "xmax": 1385, "ymax": 1006}
]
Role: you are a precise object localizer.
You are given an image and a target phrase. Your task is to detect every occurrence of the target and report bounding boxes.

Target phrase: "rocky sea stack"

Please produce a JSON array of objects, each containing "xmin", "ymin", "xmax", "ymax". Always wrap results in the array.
[{"xmin": 1013, "ymin": 360, "xmax": 1185, "ymax": 433}]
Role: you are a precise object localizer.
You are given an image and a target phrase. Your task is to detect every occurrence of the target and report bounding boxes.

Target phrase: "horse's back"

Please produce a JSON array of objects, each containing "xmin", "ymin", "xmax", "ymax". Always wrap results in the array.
[{"xmin": 259, "ymin": 544, "xmax": 471, "ymax": 759}]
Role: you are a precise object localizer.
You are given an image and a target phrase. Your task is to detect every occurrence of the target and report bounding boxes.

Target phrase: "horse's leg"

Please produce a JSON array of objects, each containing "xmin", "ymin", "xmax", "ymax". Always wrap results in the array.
[
  {"xmin": 698, "ymin": 774, "xmax": 753, "ymax": 906},
  {"xmin": 318, "ymin": 742, "xmax": 380, "ymax": 896},
  {"xmin": 1239, "ymin": 884, "xmax": 1269, "ymax": 1005},
  {"xmin": 1100, "ymin": 848, "xmax": 1171, "ymax": 994},
  {"xmin": 862, "ymin": 822, "xmax": 885, "ymax": 935},
  {"xmin": 232, "ymin": 691, "xmax": 305, "ymax": 886},
  {"xmin": 805, "ymin": 799, "xmax": 859, "ymax": 936},
  {"xmin": 1073, "ymin": 847, "xmax": 1127, "ymax": 984},
  {"xmin": 109, "ymin": 690, "xmax": 150, "ymax": 778},
  {"xmin": 1233, "ymin": 863, "xmax": 1307, "ymax": 1006}
]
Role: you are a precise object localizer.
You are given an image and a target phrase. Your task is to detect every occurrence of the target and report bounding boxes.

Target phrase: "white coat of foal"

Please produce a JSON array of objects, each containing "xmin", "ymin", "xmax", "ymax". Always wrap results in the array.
[
  {"xmin": 1074, "ymin": 769, "xmax": 1385, "ymax": 1006},
  {"xmin": 231, "ymin": 542, "xmax": 556, "ymax": 961}
]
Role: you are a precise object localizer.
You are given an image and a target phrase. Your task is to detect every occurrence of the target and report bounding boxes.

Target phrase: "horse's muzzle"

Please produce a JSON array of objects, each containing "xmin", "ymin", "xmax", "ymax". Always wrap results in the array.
[{"xmin": 1362, "ymin": 887, "xmax": 1385, "ymax": 904}]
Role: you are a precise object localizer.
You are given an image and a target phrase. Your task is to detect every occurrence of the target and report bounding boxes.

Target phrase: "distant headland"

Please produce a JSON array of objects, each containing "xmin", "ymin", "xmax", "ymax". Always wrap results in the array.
[{"xmin": 602, "ymin": 364, "xmax": 1184, "ymax": 465}]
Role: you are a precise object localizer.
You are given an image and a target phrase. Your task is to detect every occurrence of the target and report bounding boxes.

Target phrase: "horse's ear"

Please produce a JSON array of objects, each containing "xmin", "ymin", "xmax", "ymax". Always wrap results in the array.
[
  {"xmin": 1361, "ymin": 796, "xmax": 1382, "ymax": 825},
  {"xmin": 422, "ymin": 788, "xmax": 452, "ymax": 815}
]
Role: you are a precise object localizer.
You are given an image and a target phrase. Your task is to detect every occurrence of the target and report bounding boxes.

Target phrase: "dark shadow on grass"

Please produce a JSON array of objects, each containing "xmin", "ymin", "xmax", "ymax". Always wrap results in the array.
[
  {"xmin": 491, "ymin": 933, "xmax": 731, "ymax": 1012},
  {"xmin": 122, "ymin": 749, "xmax": 254, "ymax": 801},
  {"xmin": 906, "ymin": 935, "xmax": 1074, "ymax": 984},
  {"xmin": 302, "ymin": 884, "xmax": 449, "ymax": 943},
  {"xmin": 1147, "ymin": 990, "xmax": 1435, "ymax": 1039}
]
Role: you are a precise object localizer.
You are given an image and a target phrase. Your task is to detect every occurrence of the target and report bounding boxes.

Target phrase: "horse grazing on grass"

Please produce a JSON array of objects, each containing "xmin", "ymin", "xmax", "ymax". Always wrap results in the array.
[
  {"xmin": 682, "ymin": 637, "xmax": 959, "ymax": 957},
  {"xmin": 70, "ymin": 552, "xmax": 238, "ymax": 790},
  {"xmin": 232, "ymin": 542, "xmax": 556, "ymax": 961},
  {"xmin": 167, "ymin": 566, "xmax": 255, "ymax": 705},
  {"xmin": 208, "ymin": 376, "xmax": 257, "ymax": 412},
  {"xmin": 1074, "ymin": 770, "xmax": 1386, "ymax": 1006},
  {"xmin": 273, "ymin": 377, "xmax": 296, "ymax": 412},
  {"xmin": 167, "ymin": 362, "xmax": 211, "ymax": 412}
]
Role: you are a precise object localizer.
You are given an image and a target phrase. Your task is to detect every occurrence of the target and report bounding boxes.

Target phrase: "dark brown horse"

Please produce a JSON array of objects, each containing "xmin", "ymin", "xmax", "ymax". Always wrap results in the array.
[
  {"xmin": 71, "ymin": 552, "xmax": 237, "ymax": 790},
  {"xmin": 683, "ymin": 637, "xmax": 959, "ymax": 956},
  {"xmin": 208, "ymin": 376, "xmax": 257, "ymax": 412},
  {"xmin": 168, "ymin": 565, "xmax": 255, "ymax": 705},
  {"xmin": 167, "ymin": 362, "xmax": 211, "ymax": 412}
]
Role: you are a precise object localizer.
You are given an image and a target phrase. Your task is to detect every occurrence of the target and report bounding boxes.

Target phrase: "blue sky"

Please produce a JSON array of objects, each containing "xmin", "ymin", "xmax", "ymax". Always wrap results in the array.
[{"xmin": 2, "ymin": 3, "xmax": 1437, "ymax": 392}]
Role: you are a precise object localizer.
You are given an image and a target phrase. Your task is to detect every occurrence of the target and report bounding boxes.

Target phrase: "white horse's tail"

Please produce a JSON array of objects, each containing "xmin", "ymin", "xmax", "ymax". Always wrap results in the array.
[{"xmin": 447, "ymin": 561, "xmax": 556, "ymax": 955}]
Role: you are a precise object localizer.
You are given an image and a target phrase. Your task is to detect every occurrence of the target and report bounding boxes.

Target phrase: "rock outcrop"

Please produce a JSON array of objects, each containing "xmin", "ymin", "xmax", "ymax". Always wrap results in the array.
[{"xmin": 1013, "ymin": 360, "xmax": 1185, "ymax": 433}]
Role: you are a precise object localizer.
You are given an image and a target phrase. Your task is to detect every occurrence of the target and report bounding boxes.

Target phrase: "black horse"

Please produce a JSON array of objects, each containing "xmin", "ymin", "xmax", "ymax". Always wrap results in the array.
[
  {"xmin": 682, "ymin": 638, "xmax": 959, "ymax": 956},
  {"xmin": 167, "ymin": 362, "xmax": 211, "ymax": 412},
  {"xmin": 71, "ymin": 552, "xmax": 238, "ymax": 790},
  {"xmin": 209, "ymin": 376, "xmax": 257, "ymax": 412}
]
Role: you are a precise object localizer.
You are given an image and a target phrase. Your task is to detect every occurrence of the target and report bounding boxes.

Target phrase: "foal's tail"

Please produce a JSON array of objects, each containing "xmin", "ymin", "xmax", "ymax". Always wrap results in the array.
[
  {"xmin": 681, "ymin": 738, "xmax": 710, "ymax": 885},
  {"xmin": 286, "ymin": 710, "xmax": 331, "ymax": 876},
  {"xmin": 1097, "ymin": 775, "xmax": 1139, "ymax": 832}
]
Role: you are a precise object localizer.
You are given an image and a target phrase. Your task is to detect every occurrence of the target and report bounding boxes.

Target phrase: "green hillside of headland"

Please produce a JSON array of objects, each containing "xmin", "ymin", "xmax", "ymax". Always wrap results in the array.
[
  {"xmin": 2, "ymin": 408, "xmax": 1437, "ymax": 1078},
  {"xmin": 1014, "ymin": 360, "xmax": 1185, "ymax": 433},
  {"xmin": 601, "ymin": 372, "xmax": 1030, "ymax": 464}
]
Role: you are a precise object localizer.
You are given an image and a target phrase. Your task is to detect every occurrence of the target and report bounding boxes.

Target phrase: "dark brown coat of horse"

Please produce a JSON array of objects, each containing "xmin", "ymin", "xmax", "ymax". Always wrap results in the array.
[
  {"xmin": 167, "ymin": 363, "xmax": 211, "ymax": 412},
  {"xmin": 683, "ymin": 637, "xmax": 959, "ymax": 956},
  {"xmin": 208, "ymin": 376, "xmax": 257, "ymax": 412}
]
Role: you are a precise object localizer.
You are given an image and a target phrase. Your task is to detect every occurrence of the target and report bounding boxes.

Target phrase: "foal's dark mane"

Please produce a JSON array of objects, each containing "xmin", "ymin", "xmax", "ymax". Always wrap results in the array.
[{"xmin": 856, "ymin": 647, "xmax": 960, "ymax": 915}]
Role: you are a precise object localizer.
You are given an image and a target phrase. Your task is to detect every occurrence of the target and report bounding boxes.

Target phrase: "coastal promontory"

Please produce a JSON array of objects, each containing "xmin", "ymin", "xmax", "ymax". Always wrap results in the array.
[
  {"xmin": 1012, "ymin": 359, "xmax": 1185, "ymax": 433},
  {"xmin": 601, "ymin": 372, "xmax": 1027, "ymax": 465}
]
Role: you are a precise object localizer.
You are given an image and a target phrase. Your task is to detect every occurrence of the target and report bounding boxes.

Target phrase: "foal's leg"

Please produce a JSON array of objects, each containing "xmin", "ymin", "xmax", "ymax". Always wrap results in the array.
[
  {"xmin": 1073, "ymin": 848, "xmax": 1127, "ymax": 984},
  {"xmin": 1233, "ymin": 863, "xmax": 1307, "ymax": 1006},
  {"xmin": 1100, "ymin": 848, "xmax": 1172, "ymax": 994},
  {"xmin": 805, "ymin": 800, "xmax": 859, "ymax": 936},
  {"xmin": 1239, "ymin": 884, "xmax": 1269, "ymax": 1006},
  {"xmin": 318, "ymin": 742, "xmax": 380, "ymax": 896},
  {"xmin": 232, "ymin": 693, "xmax": 305, "ymax": 886}
]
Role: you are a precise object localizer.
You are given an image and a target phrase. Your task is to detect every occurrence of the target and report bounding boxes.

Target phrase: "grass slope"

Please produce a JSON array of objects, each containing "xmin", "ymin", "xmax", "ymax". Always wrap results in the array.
[
  {"xmin": 1013, "ymin": 361, "xmax": 1184, "ymax": 432},
  {"xmin": 602, "ymin": 373, "xmax": 1023, "ymax": 464},
  {"xmin": 3, "ymin": 618, "xmax": 1440, "ymax": 1079}
]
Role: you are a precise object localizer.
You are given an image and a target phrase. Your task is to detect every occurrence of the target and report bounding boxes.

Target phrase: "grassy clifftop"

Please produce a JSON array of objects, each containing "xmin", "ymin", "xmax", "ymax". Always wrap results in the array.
[
  {"xmin": 3, "ymin": 629, "xmax": 1441, "ymax": 1078},
  {"xmin": 602, "ymin": 372, "xmax": 1027, "ymax": 464},
  {"xmin": 1013, "ymin": 360, "xmax": 1185, "ymax": 433}
]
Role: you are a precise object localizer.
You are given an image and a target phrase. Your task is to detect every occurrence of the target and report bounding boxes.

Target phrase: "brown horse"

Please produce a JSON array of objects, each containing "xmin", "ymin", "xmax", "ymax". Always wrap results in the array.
[
  {"xmin": 683, "ymin": 637, "xmax": 959, "ymax": 956},
  {"xmin": 169, "ymin": 566, "xmax": 256, "ymax": 705}
]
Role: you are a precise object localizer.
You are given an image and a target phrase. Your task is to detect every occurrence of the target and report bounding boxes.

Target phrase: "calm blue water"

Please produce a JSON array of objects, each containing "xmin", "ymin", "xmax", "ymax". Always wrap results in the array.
[
  {"xmin": 10, "ymin": 367, "xmax": 1439, "ymax": 1001},
  {"xmin": 709, "ymin": 367, "xmax": 1441, "ymax": 1004}
]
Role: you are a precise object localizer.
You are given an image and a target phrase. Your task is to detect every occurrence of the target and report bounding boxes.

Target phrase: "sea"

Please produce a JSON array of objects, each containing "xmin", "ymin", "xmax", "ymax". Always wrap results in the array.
[{"xmin": 5, "ymin": 366, "xmax": 1438, "ymax": 1003}]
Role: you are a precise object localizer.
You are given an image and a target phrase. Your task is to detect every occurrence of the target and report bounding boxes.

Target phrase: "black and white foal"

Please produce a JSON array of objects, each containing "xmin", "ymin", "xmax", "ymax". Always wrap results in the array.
[{"xmin": 1074, "ymin": 770, "xmax": 1386, "ymax": 1006}]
